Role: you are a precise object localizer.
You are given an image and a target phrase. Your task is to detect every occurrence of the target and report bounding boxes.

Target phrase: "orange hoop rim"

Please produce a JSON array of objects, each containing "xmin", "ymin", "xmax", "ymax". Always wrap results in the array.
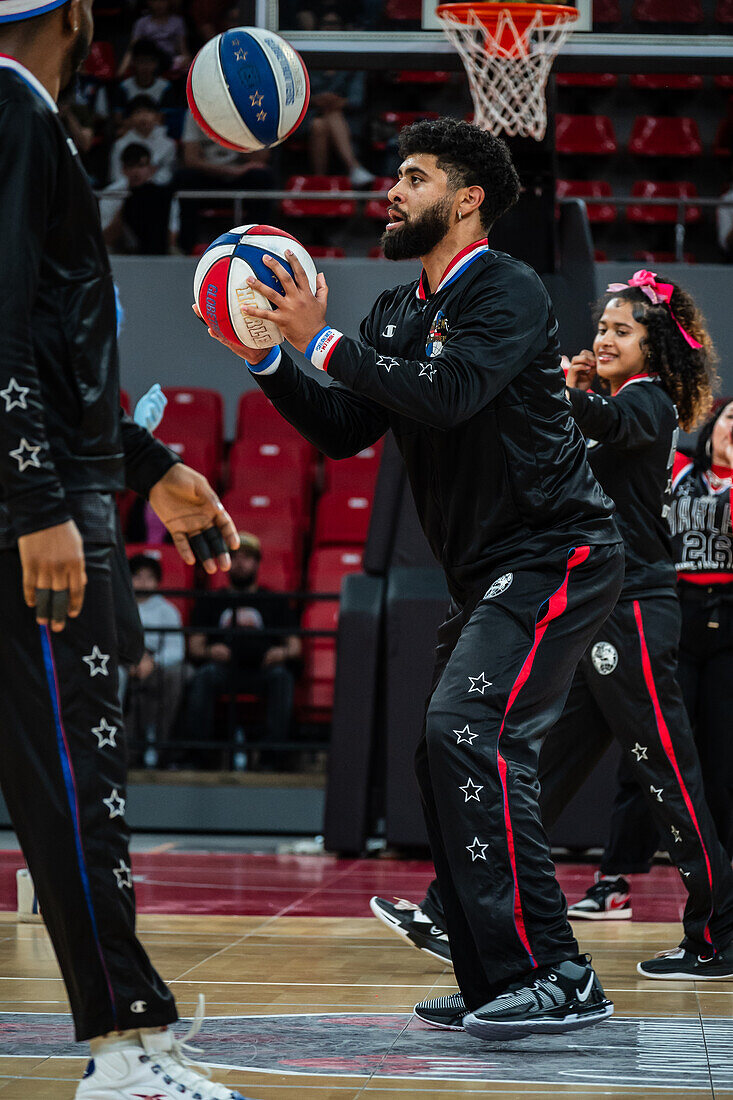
[{"xmin": 435, "ymin": 2, "xmax": 580, "ymax": 31}]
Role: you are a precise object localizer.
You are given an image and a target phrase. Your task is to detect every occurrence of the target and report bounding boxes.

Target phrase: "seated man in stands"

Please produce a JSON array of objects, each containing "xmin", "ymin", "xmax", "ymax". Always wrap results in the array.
[
  {"xmin": 185, "ymin": 533, "xmax": 301, "ymax": 769},
  {"xmin": 110, "ymin": 94, "xmax": 178, "ymax": 185},
  {"xmin": 121, "ymin": 553, "xmax": 187, "ymax": 766},
  {"xmin": 100, "ymin": 143, "xmax": 173, "ymax": 254}
]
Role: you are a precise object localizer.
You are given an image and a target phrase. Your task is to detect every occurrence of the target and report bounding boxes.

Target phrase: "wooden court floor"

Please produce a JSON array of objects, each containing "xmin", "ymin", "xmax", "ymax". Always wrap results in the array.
[{"xmin": 0, "ymin": 912, "xmax": 731, "ymax": 1099}]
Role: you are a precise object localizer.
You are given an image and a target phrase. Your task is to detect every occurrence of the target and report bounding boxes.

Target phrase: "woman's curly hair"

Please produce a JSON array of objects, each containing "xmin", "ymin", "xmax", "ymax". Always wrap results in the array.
[
  {"xmin": 596, "ymin": 278, "xmax": 719, "ymax": 431},
  {"xmin": 397, "ymin": 117, "xmax": 521, "ymax": 231}
]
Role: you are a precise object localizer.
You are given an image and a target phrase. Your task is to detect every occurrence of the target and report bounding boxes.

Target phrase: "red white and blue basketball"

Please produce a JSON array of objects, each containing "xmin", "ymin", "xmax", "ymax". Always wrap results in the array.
[
  {"xmin": 186, "ymin": 27, "xmax": 309, "ymax": 152},
  {"xmin": 194, "ymin": 224, "xmax": 318, "ymax": 350}
]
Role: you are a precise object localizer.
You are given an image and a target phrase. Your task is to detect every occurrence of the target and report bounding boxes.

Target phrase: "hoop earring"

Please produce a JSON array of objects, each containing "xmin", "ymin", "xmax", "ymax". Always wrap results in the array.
[{"xmin": 457, "ymin": 211, "xmax": 463, "ymax": 221}]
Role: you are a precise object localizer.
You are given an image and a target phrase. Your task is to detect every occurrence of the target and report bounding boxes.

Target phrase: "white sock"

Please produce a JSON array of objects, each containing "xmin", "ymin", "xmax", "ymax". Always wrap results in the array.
[{"xmin": 89, "ymin": 1026, "xmax": 166, "ymax": 1056}]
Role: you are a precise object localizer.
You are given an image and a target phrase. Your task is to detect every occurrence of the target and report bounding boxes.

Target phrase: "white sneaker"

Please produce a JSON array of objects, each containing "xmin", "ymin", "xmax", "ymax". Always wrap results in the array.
[
  {"xmin": 349, "ymin": 164, "xmax": 375, "ymax": 187},
  {"xmin": 76, "ymin": 998, "xmax": 254, "ymax": 1099}
]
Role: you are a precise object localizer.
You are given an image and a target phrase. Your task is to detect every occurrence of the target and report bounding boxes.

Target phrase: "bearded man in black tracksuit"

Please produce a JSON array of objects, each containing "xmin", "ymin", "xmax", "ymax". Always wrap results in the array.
[{"xmin": 202, "ymin": 118, "xmax": 626, "ymax": 1041}]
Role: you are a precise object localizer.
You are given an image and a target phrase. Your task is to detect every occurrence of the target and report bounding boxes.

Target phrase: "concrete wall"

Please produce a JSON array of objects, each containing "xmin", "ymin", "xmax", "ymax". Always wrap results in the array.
[{"xmin": 113, "ymin": 257, "xmax": 733, "ymax": 438}]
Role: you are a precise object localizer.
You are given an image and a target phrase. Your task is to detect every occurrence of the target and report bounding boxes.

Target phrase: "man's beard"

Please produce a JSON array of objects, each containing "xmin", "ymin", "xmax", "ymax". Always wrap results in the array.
[
  {"xmin": 230, "ymin": 569, "xmax": 258, "ymax": 590},
  {"xmin": 381, "ymin": 196, "xmax": 453, "ymax": 261},
  {"xmin": 62, "ymin": 24, "xmax": 92, "ymax": 91}
]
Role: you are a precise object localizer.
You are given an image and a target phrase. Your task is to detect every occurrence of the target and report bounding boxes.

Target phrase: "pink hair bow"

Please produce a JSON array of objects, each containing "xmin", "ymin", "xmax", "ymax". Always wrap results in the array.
[{"xmin": 606, "ymin": 269, "xmax": 703, "ymax": 350}]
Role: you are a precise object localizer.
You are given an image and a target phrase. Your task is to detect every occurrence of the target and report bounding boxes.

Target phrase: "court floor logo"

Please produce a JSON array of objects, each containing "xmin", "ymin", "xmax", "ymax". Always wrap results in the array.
[
  {"xmin": 1, "ymin": 1012, "xmax": 731, "ymax": 1089},
  {"xmin": 591, "ymin": 641, "xmax": 618, "ymax": 675}
]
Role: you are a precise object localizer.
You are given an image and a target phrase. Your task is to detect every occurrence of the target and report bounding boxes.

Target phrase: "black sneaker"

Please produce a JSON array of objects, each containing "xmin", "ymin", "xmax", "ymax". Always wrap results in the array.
[
  {"xmin": 463, "ymin": 956, "xmax": 613, "ymax": 1041},
  {"xmin": 637, "ymin": 944, "xmax": 733, "ymax": 980},
  {"xmin": 370, "ymin": 896, "xmax": 452, "ymax": 963},
  {"xmin": 567, "ymin": 873, "xmax": 632, "ymax": 920},
  {"xmin": 413, "ymin": 992, "xmax": 467, "ymax": 1030}
]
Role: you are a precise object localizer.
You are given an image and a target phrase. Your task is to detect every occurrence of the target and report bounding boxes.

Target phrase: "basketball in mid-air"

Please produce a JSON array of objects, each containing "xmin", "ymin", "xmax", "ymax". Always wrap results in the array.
[
  {"xmin": 186, "ymin": 27, "xmax": 310, "ymax": 152},
  {"xmin": 194, "ymin": 225, "xmax": 318, "ymax": 350}
]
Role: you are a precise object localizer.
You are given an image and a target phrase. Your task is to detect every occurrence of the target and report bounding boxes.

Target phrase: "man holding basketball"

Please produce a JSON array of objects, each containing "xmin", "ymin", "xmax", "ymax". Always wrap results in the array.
[
  {"xmin": 0, "ymin": 1, "xmax": 250, "ymax": 1096},
  {"xmin": 202, "ymin": 117, "xmax": 626, "ymax": 1040}
]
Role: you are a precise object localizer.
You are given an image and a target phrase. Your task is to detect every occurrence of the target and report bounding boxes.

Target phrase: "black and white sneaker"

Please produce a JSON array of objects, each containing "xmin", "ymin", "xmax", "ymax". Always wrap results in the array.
[
  {"xmin": 567, "ymin": 873, "xmax": 632, "ymax": 920},
  {"xmin": 370, "ymin": 896, "xmax": 452, "ymax": 963},
  {"xmin": 413, "ymin": 993, "xmax": 467, "ymax": 1030},
  {"xmin": 463, "ymin": 956, "xmax": 613, "ymax": 1041},
  {"xmin": 637, "ymin": 944, "xmax": 733, "ymax": 980}
]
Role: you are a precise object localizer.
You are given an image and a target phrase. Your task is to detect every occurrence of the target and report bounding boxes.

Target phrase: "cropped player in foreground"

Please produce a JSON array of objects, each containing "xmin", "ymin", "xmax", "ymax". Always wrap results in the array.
[
  {"xmin": 372, "ymin": 273, "xmax": 733, "ymax": 1008},
  {"xmin": 0, "ymin": 2, "xmax": 251, "ymax": 1097},
  {"xmin": 200, "ymin": 117, "xmax": 627, "ymax": 1041}
]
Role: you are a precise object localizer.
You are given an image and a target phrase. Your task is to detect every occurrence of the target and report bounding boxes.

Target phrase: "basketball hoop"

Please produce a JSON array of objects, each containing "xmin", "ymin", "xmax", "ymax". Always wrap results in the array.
[{"xmin": 436, "ymin": 3, "xmax": 579, "ymax": 140}]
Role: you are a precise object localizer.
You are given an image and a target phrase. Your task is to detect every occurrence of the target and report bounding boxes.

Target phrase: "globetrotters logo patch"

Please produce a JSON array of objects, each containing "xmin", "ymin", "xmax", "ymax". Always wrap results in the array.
[
  {"xmin": 591, "ymin": 642, "xmax": 618, "ymax": 675},
  {"xmin": 484, "ymin": 573, "xmax": 513, "ymax": 600},
  {"xmin": 426, "ymin": 310, "xmax": 449, "ymax": 358}
]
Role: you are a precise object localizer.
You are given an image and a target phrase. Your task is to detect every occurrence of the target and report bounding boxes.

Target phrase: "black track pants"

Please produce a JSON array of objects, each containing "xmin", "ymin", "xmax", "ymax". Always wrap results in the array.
[
  {"xmin": 414, "ymin": 543, "xmax": 624, "ymax": 1010},
  {"xmin": 538, "ymin": 595, "xmax": 733, "ymax": 955},
  {"xmin": 0, "ymin": 546, "xmax": 177, "ymax": 1042}
]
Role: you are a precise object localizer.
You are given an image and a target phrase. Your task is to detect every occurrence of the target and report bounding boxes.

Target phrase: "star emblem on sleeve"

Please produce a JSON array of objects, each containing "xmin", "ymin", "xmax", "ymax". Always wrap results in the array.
[
  {"xmin": 650, "ymin": 786, "xmax": 664, "ymax": 802},
  {"xmin": 83, "ymin": 646, "xmax": 110, "ymax": 677},
  {"xmin": 454, "ymin": 724, "xmax": 477, "ymax": 745},
  {"xmin": 0, "ymin": 377, "xmax": 30, "ymax": 412},
  {"xmin": 91, "ymin": 717, "xmax": 117, "ymax": 749},
  {"xmin": 377, "ymin": 355, "xmax": 398, "ymax": 372},
  {"xmin": 418, "ymin": 362, "xmax": 436, "ymax": 382},
  {"xmin": 113, "ymin": 860, "xmax": 132, "ymax": 890},
  {"xmin": 103, "ymin": 789, "xmax": 126, "ymax": 819},
  {"xmin": 10, "ymin": 438, "xmax": 42, "ymax": 473},
  {"xmin": 671, "ymin": 825, "xmax": 682, "ymax": 844},
  {"xmin": 631, "ymin": 742, "xmax": 648, "ymax": 762},
  {"xmin": 466, "ymin": 837, "xmax": 488, "ymax": 862},
  {"xmin": 249, "ymin": 89, "xmax": 263, "ymax": 106},
  {"xmin": 468, "ymin": 672, "xmax": 492, "ymax": 695},
  {"xmin": 460, "ymin": 777, "xmax": 483, "ymax": 803}
]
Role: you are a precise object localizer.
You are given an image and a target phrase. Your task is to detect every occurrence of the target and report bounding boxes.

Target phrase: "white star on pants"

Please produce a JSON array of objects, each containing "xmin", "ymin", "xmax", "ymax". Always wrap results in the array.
[
  {"xmin": 454, "ymin": 724, "xmax": 478, "ymax": 746},
  {"xmin": 10, "ymin": 438, "xmax": 42, "ymax": 473},
  {"xmin": 113, "ymin": 860, "xmax": 132, "ymax": 889},
  {"xmin": 650, "ymin": 786, "xmax": 664, "ymax": 802},
  {"xmin": 468, "ymin": 673, "xmax": 492, "ymax": 695},
  {"xmin": 460, "ymin": 777, "xmax": 483, "ymax": 802},
  {"xmin": 83, "ymin": 646, "xmax": 110, "ymax": 677},
  {"xmin": 91, "ymin": 717, "xmax": 117, "ymax": 749},
  {"xmin": 466, "ymin": 837, "xmax": 488, "ymax": 861},
  {"xmin": 103, "ymin": 789, "xmax": 126, "ymax": 819},
  {"xmin": 671, "ymin": 825, "xmax": 682, "ymax": 844},
  {"xmin": 632, "ymin": 742, "xmax": 648, "ymax": 762},
  {"xmin": 0, "ymin": 377, "xmax": 30, "ymax": 412}
]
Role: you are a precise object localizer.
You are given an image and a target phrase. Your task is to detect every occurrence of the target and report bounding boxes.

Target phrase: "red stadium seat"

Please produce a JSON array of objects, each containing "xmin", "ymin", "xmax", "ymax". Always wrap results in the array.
[
  {"xmin": 626, "ymin": 180, "xmax": 701, "ymax": 224},
  {"xmin": 367, "ymin": 246, "xmax": 386, "ymax": 259},
  {"xmin": 222, "ymin": 489, "xmax": 302, "ymax": 558},
  {"xmin": 633, "ymin": 250, "xmax": 697, "ymax": 264},
  {"xmin": 394, "ymin": 70, "xmax": 451, "ymax": 84},
  {"xmin": 120, "ymin": 389, "xmax": 130, "ymax": 413},
  {"xmin": 630, "ymin": 74, "xmax": 704, "ymax": 91},
  {"xmin": 714, "ymin": 75, "xmax": 733, "ymax": 90},
  {"xmin": 323, "ymin": 440, "xmax": 384, "ymax": 493},
  {"xmin": 308, "ymin": 246, "xmax": 346, "ymax": 258},
  {"xmin": 281, "ymin": 176, "xmax": 355, "ymax": 219},
  {"xmin": 313, "ymin": 491, "xmax": 373, "ymax": 547},
  {"xmin": 717, "ymin": 0, "xmax": 733, "ymax": 21},
  {"xmin": 365, "ymin": 178, "xmax": 394, "ymax": 221},
  {"xmin": 298, "ymin": 600, "xmax": 340, "ymax": 719},
  {"xmin": 385, "ymin": 0, "xmax": 422, "ymax": 20},
  {"xmin": 82, "ymin": 41, "xmax": 116, "ymax": 81},
  {"xmin": 235, "ymin": 389, "xmax": 318, "ymax": 448},
  {"xmin": 161, "ymin": 437, "xmax": 218, "ymax": 486},
  {"xmin": 307, "ymin": 546, "xmax": 364, "ymax": 592},
  {"xmin": 628, "ymin": 116, "xmax": 703, "ymax": 157},
  {"xmin": 594, "ymin": 250, "xmax": 608, "ymax": 262},
  {"xmin": 125, "ymin": 542, "xmax": 194, "ymax": 623},
  {"xmin": 160, "ymin": 387, "xmax": 224, "ymax": 463},
  {"xmin": 227, "ymin": 437, "xmax": 314, "ymax": 522},
  {"xmin": 632, "ymin": 0, "xmax": 703, "ymax": 20},
  {"xmin": 556, "ymin": 180, "xmax": 616, "ymax": 223},
  {"xmin": 555, "ymin": 73, "xmax": 617, "ymax": 88},
  {"xmin": 593, "ymin": 0, "xmax": 622, "ymax": 21},
  {"xmin": 555, "ymin": 114, "xmax": 618, "ymax": 155}
]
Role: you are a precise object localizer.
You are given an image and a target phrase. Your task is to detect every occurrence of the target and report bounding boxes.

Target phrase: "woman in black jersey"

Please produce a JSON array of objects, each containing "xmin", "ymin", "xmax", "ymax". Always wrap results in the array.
[{"xmin": 374, "ymin": 273, "xmax": 733, "ymax": 1014}]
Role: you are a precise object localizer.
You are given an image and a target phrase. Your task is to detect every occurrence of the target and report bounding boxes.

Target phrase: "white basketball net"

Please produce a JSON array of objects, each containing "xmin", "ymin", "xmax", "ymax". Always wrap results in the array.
[{"xmin": 438, "ymin": 6, "xmax": 577, "ymax": 140}]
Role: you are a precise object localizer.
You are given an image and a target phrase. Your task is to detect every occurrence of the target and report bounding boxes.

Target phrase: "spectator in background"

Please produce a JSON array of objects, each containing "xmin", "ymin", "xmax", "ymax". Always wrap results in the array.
[
  {"xmin": 121, "ymin": 555, "xmax": 187, "ymax": 767},
  {"xmin": 190, "ymin": 0, "xmax": 255, "ymax": 43},
  {"xmin": 185, "ymin": 534, "xmax": 301, "ymax": 769},
  {"xmin": 110, "ymin": 95, "xmax": 178, "ymax": 185},
  {"xmin": 117, "ymin": 38, "xmax": 173, "ymax": 120},
  {"xmin": 119, "ymin": 0, "xmax": 190, "ymax": 76},
  {"xmin": 718, "ymin": 166, "xmax": 733, "ymax": 262},
  {"xmin": 174, "ymin": 110, "xmax": 274, "ymax": 253},
  {"xmin": 307, "ymin": 11, "xmax": 374, "ymax": 186},
  {"xmin": 100, "ymin": 143, "xmax": 173, "ymax": 254}
]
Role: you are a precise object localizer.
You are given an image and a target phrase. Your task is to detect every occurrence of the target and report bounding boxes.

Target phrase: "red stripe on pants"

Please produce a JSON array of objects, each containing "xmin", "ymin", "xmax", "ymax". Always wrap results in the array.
[
  {"xmin": 632, "ymin": 600, "xmax": 714, "ymax": 947},
  {"xmin": 496, "ymin": 546, "xmax": 591, "ymax": 966}
]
